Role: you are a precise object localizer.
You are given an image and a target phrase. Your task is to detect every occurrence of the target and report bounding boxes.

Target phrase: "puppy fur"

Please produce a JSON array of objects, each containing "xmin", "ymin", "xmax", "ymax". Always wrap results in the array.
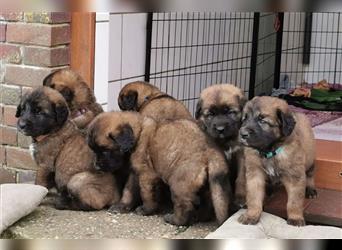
[
  {"xmin": 16, "ymin": 86, "xmax": 119, "ymax": 210},
  {"xmin": 237, "ymin": 96, "xmax": 316, "ymax": 226},
  {"xmin": 118, "ymin": 81, "xmax": 193, "ymax": 122},
  {"xmin": 43, "ymin": 69, "xmax": 103, "ymax": 129},
  {"xmin": 196, "ymin": 84, "xmax": 247, "ymax": 207},
  {"xmin": 87, "ymin": 115, "xmax": 140, "ymax": 213},
  {"xmin": 89, "ymin": 111, "xmax": 231, "ymax": 226}
]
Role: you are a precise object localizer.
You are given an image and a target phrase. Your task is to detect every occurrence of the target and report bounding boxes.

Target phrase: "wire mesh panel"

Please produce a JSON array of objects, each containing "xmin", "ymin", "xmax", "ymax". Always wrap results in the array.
[
  {"xmin": 148, "ymin": 12, "xmax": 254, "ymax": 115},
  {"xmin": 280, "ymin": 12, "xmax": 342, "ymax": 89},
  {"xmin": 254, "ymin": 13, "xmax": 278, "ymax": 96}
]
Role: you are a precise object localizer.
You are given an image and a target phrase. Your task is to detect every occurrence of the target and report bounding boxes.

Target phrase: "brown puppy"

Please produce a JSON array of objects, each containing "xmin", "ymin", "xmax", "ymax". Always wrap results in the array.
[
  {"xmin": 237, "ymin": 96, "xmax": 316, "ymax": 226},
  {"xmin": 196, "ymin": 84, "xmax": 247, "ymax": 207},
  {"xmin": 118, "ymin": 81, "xmax": 192, "ymax": 122},
  {"xmin": 43, "ymin": 69, "xmax": 103, "ymax": 129},
  {"xmin": 89, "ymin": 111, "xmax": 231, "ymax": 226},
  {"xmin": 16, "ymin": 86, "xmax": 119, "ymax": 210}
]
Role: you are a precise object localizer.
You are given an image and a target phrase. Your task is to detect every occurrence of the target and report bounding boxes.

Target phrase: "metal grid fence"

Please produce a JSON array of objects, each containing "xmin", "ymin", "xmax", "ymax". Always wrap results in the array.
[
  {"xmin": 280, "ymin": 12, "xmax": 342, "ymax": 89},
  {"xmin": 143, "ymin": 12, "xmax": 342, "ymax": 115},
  {"xmin": 146, "ymin": 12, "xmax": 255, "ymax": 114}
]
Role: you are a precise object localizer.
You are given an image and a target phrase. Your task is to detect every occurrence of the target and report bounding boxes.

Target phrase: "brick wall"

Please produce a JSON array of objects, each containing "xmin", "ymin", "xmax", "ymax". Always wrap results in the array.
[{"xmin": 0, "ymin": 12, "xmax": 71, "ymax": 184}]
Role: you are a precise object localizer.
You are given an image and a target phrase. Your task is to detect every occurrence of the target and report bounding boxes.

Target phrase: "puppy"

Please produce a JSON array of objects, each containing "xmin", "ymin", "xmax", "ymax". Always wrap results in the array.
[
  {"xmin": 238, "ymin": 96, "xmax": 316, "ymax": 226},
  {"xmin": 87, "ymin": 116, "xmax": 140, "ymax": 214},
  {"xmin": 196, "ymin": 84, "xmax": 247, "ymax": 206},
  {"xmin": 16, "ymin": 86, "xmax": 119, "ymax": 210},
  {"xmin": 118, "ymin": 81, "xmax": 192, "ymax": 122},
  {"xmin": 89, "ymin": 111, "xmax": 231, "ymax": 226},
  {"xmin": 43, "ymin": 69, "xmax": 103, "ymax": 129}
]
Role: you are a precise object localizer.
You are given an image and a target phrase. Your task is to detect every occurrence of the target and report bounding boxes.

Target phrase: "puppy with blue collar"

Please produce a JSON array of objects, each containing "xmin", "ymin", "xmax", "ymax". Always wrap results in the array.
[{"xmin": 238, "ymin": 96, "xmax": 316, "ymax": 227}]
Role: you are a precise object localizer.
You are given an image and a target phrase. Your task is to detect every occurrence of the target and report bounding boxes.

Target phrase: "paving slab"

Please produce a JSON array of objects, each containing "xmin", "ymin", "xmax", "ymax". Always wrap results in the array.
[{"xmin": 1, "ymin": 194, "xmax": 217, "ymax": 239}]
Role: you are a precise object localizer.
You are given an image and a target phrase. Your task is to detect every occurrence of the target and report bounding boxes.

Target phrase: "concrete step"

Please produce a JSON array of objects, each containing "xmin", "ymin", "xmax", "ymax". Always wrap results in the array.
[{"xmin": 1, "ymin": 195, "xmax": 217, "ymax": 239}]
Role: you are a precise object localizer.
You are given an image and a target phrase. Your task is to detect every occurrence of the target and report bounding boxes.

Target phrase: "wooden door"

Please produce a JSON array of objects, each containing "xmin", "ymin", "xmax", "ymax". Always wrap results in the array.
[{"xmin": 70, "ymin": 12, "xmax": 96, "ymax": 89}]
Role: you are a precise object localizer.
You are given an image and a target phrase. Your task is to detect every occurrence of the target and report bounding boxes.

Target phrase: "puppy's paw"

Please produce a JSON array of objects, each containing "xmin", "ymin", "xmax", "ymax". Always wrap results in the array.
[
  {"xmin": 135, "ymin": 205, "xmax": 157, "ymax": 216},
  {"xmin": 238, "ymin": 213, "xmax": 259, "ymax": 225},
  {"xmin": 287, "ymin": 218, "xmax": 305, "ymax": 227},
  {"xmin": 164, "ymin": 213, "xmax": 189, "ymax": 226},
  {"xmin": 108, "ymin": 203, "xmax": 132, "ymax": 214},
  {"xmin": 305, "ymin": 187, "xmax": 318, "ymax": 199},
  {"xmin": 55, "ymin": 197, "xmax": 70, "ymax": 210}
]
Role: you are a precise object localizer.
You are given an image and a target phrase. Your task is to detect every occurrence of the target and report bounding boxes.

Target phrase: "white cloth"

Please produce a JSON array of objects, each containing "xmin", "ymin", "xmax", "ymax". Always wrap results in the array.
[
  {"xmin": 0, "ymin": 184, "xmax": 48, "ymax": 234},
  {"xmin": 206, "ymin": 209, "xmax": 342, "ymax": 239}
]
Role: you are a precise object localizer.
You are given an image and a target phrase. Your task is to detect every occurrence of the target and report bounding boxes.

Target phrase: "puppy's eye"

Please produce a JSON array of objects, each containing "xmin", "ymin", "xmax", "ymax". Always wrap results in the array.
[
  {"xmin": 206, "ymin": 112, "xmax": 214, "ymax": 118},
  {"xmin": 228, "ymin": 110, "xmax": 237, "ymax": 115},
  {"xmin": 258, "ymin": 116, "xmax": 268, "ymax": 125},
  {"xmin": 33, "ymin": 107, "xmax": 45, "ymax": 115}
]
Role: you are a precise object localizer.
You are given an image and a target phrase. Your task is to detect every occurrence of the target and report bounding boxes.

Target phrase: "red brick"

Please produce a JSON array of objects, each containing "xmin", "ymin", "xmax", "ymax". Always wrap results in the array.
[
  {"xmin": 0, "ymin": 12, "xmax": 23, "ymax": 21},
  {"xmin": 0, "ymin": 145, "xmax": 5, "ymax": 165},
  {"xmin": 0, "ymin": 23, "xmax": 6, "ymax": 42},
  {"xmin": 51, "ymin": 24, "xmax": 71, "ymax": 46},
  {"xmin": 22, "ymin": 86, "xmax": 33, "ymax": 96},
  {"xmin": 0, "ymin": 167, "xmax": 16, "ymax": 184},
  {"xmin": 18, "ymin": 133, "xmax": 31, "ymax": 148},
  {"xmin": 24, "ymin": 12, "xmax": 71, "ymax": 24},
  {"xmin": 50, "ymin": 12, "xmax": 71, "ymax": 23},
  {"xmin": 5, "ymin": 65, "xmax": 54, "ymax": 87},
  {"xmin": 23, "ymin": 46, "xmax": 70, "ymax": 67},
  {"xmin": 6, "ymin": 146, "xmax": 37, "ymax": 170},
  {"xmin": 16, "ymin": 169, "xmax": 36, "ymax": 183},
  {"xmin": 0, "ymin": 84, "xmax": 21, "ymax": 105},
  {"xmin": 6, "ymin": 23, "xmax": 70, "ymax": 46},
  {"xmin": 0, "ymin": 105, "xmax": 3, "ymax": 124},
  {"xmin": 0, "ymin": 125, "xmax": 17, "ymax": 146},
  {"xmin": 0, "ymin": 44, "xmax": 21, "ymax": 63},
  {"xmin": 3, "ymin": 105, "xmax": 17, "ymax": 127}
]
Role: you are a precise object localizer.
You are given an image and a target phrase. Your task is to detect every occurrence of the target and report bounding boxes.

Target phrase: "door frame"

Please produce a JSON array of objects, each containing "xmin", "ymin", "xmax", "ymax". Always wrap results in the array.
[{"xmin": 70, "ymin": 12, "xmax": 96, "ymax": 89}]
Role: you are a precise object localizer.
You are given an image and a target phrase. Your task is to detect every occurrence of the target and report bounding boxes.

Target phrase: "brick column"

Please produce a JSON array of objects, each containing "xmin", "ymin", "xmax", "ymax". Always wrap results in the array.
[{"xmin": 0, "ymin": 12, "xmax": 71, "ymax": 183}]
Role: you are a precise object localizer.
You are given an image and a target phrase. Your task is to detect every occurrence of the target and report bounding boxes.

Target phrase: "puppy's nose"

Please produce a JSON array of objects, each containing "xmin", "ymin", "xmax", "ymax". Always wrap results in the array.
[
  {"xmin": 240, "ymin": 130, "xmax": 250, "ymax": 139},
  {"xmin": 215, "ymin": 125, "xmax": 225, "ymax": 133},
  {"xmin": 18, "ymin": 120, "xmax": 27, "ymax": 130}
]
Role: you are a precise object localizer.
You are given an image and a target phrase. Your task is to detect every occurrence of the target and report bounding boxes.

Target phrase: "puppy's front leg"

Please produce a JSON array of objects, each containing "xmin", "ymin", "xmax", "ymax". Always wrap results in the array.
[
  {"xmin": 234, "ymin": 151, "xmax": 246, "ymax": 207},
  {"xmin": 282, "ymin": 174, "xmax": 306, "ymax": 226},
  {"xmin": 238, "ymin": 165, "xmax": 266, "ymax": 225},
  {"xmin": 108, "ymin": 172, "xmax": 139, "ymax": 213},
  {"xmin": 35, "ymin": 167, "xmax": 55, "ymax": 189},
  {"xmin": 135, "ymin": 171, "xmax": 160, "ymax": 216}
]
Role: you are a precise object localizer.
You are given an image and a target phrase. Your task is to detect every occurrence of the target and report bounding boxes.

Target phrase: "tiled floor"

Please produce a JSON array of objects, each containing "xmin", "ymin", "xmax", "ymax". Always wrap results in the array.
[{"xmin": 264, "ymin": 187, "xmax": 342, "ymax": 227}]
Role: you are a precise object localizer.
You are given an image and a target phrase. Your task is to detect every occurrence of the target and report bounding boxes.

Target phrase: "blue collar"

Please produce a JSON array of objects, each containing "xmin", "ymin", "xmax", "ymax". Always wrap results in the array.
[{"xmin": 259, "ymin": 147, "xmax": 284, "ymax": 159}]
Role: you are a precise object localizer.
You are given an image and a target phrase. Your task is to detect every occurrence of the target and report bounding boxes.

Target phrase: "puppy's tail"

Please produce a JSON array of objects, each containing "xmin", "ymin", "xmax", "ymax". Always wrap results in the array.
[{"xmin": 208, "ymin": 158, "xmax": 231, "ymax": 225}]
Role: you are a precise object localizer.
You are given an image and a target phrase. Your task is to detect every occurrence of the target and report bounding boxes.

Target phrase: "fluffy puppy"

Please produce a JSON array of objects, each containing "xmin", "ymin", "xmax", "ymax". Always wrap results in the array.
[
  {"xmin": 16, "ymin": 86, "xmax": 119, "ymax": 210},
  {"xmin": 238, "ymin": 96, "xmax": 316, "ymax": 226},
  {"xmin": 118, "ymin": 81, "xmax": 192, "ymax": 122},
  {"xmin": 195, "ymin": 84, "xmax": 247, "ymax": 206},
  {"xmin": 89, "ymin": 111, "xmax": 231, "ymax": 226},
  {"xmin": 87, "ymin": 116, "xmax": 140, "ymax": 214},
  {"xmin": 43, "ymin": 69, "xmax": 103, "ymax": 129}
]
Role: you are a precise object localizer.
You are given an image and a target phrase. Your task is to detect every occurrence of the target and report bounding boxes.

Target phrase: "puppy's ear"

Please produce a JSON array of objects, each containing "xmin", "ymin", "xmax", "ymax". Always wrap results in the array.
[
  {"xmin": 277, "ymin": 109, "xmax": 296, "ymax": 136},
  {"xmin": 59, "ymin": 87, "xmax": 74, "ymax": 103},
  {"xmin": 53, "ymin": 102, "xmax": 69, "ymax": 126},
  {"xmin": 195, "ymin": 99, "xmax": 203, "ymax": 119},
  {"xmin": 118, "ymin": 91, "xmax": 138, "ymax": 111},
  {"xmin": 15, "ymin": 103, "xmax": 22, "ymax": 118},
  {"xmin": 236, "ymin": 94, "xmax": 247, "ymax": 110},
  {"xmin": 109, "ymin": 125, "xmax": 135, "ymax": 153},
  {"xmin": 43, "ymin": 72, "xmax": 56, "ymax": 87}
]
